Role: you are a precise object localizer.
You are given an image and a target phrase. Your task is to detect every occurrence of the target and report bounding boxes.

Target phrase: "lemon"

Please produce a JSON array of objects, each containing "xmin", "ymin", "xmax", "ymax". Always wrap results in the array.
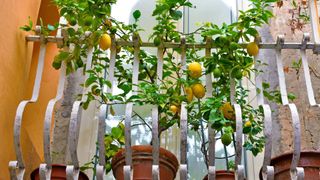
[
  {"xmin": 191, "ymin": 83, "xmax": 205, "ymax": 99},
  {"xmin": 244, "ymin": 121, "xmax": 252, "ymax": 128},
  {"xmin": 188, "ymin": 62, "xmax": 202, "ymax": 79},
  {"xmin": 220, "ymin": 102, "xmax": 235, "ymax": 120},
  {"xmin": 246, "ymin": 42, "xmax": 259, "ymax": 56},
  {"xmin": 84, "ymin": 16, "xmax": 93, "ymax": 26},
  {"xmin": 99, "ymin": 34, "xmax": 112, "ymax": 50},
  {"xmin": 185, "ymin": 87, "xmax": 194, "ymax": 102},
  {"xmin": 69, "ymin": 17, "xmax": 77, "ymax": 26},
  {"xmin": 213, "ymin": 68, "xmax": 222, "ymax": 78},
  {"xmin": 153, "ymin": 36, "xmax": 161, "ymax": 46},
  {"xmin": 221, "ymin": 133, "xmax": 232, "ymax": 146},
  {"xmin": 170, "ymin": 105, "xmax": 179, "ymax": 114}
]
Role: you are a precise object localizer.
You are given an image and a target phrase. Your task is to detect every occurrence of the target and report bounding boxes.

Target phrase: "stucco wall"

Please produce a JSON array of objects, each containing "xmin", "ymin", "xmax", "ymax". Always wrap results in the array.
[{"xmin": 0, "ymin": 0, "xmax": 60, "ymax": 179}]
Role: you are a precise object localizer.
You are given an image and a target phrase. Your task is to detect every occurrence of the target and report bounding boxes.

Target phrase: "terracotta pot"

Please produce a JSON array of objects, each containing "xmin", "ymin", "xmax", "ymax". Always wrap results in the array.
[
  {"xmin": 259, "ymin": 151, "xmax": 320, "ymax": 180},
  {"xmin": 203, "ymin": 170, "xmax": 235, "ymax": 180},
  {"xmin": 111, "ymin": 145, "xmax": 179, "ymax": 180},
  {"xmin": 30, "ymin": 164, "xmax": 89, "ymax": 180}
]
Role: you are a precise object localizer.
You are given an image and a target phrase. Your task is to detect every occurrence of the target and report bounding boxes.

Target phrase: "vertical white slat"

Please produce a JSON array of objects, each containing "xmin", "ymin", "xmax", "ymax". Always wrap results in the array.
[
  {"xmin": 300, "ymin": 33, "xmax": 318, "ymax": 106},
  {"xmin": 9, "ymin": 27, "xmax": 47, "ymax": 179},
  {"xmin": 66, "ymin": 46, "xmax": 94, "ymax": 180},
  {"xmin": 40, "ymin": 18, "xmax": 68, "ymax": 180},
  {"xmin": 308, "ymin": 0, "xmax": 320, "ymax": 53},
  {"xmin": 253, "ymin": 39, "xmax": 274, "ymax": 179},
  {"xmin": 179, "ymin": 36, "xmax": 188, "ymax": 180},
  {"xmin": 274, "ymin": 35, "xmax": 304, "ymax": 179},
  {"xmin": 97, "ymin": 34, "xmax": 117, "ymax": 180},
  {"xmin": 123, "ymin": 34, "xmax": 140, "ymax": 179},
  {"xmin": 275, "ymin": 35, "xmax": 289, "ymax": 105},
  {"xmin": 151, "ymin": 45, "xmax": 163, "ymax": 179},
  {"xmin": 205, "ymin": 37, "xmax": 216, "ymax": 180}
]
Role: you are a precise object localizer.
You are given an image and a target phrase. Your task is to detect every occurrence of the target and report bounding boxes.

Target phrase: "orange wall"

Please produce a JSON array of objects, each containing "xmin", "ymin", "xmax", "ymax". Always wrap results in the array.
[{"xmin": 0, "ymin": 0, "xmax": 60, "ymax": 179}]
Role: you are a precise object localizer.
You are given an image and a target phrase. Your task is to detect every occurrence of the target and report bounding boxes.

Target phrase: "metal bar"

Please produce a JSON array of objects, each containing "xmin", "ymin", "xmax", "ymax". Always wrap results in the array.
[
  {"xmin": 275, "ymin": 35, "xmax": 289, "ymax": 105},
  {"xmin": 274, "ymin": 35, "xmax": 304, "ymax": 179},
  {"xmin": 300, "ymin": 33, "xmax": 319, "ymax": 106},
  {"xmin": 9, "ymin": 30, "xmax": 47, "ymax": 179},
  {"xmin": 26, "ymin": 35, "xmax": 320, "ymax": 49},
  {"xmin": 308, "ymin": 0, "xmax": 320, "ymax": 53},
  {"xmin": 179, "ymin": 36, "xmax": 188, "ymax": 180},
  {"xmin": 124, "ymin": 35, "xmax": 140, "ymax": 179},
  {"xmin": 66, "ymin": 47, "xmax": 94, "ymax": 180},
  {"xmin": 151, "ymin": 45, "xmax": 163, "ymax": 179}
]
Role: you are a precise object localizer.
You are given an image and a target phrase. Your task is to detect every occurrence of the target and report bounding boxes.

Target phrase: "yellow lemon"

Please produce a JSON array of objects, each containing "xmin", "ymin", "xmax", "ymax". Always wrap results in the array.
[
  {"xmin": 244, "ymin": 121, "xmax": 252, "ymax": 128},
  {"xmin": 246, "ymin": 42, "xmax": 259, "ymax": 56},
  {"xmin": 170, "ymin": 105, "xmax": 179, "ymax": 114},
  {"xmin": 220, "ymin": 102, "xmax": 235, "ymax": 120},
  {"xmin": 185, "ymin": 87, "xmax": 194, "ymax": 102},
  {"xmin": 188, "ymin": 62, "xmax": 202, "ymax": 79},
  {"xmin": 99, "ymin": 34, "xmax": 112, "ymax": 50},
  {"xmin": 191, "ymin": 83, "xmax": 205, "ymax": 99}
]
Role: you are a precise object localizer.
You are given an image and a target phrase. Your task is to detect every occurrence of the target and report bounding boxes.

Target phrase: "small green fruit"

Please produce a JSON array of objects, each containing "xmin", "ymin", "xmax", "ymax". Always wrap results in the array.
[
  {"xmin": 213, "ymin": 68, "xmax": 222, "ymax": 78},
  {"xmin": 84, "ymin": 16, "xmax": 93, "ymax": 26},
  {"xmin": 221, "ymin": 133, "xmax": 232, "ymax": 146},
  {"xmin": 153, "ymin": 37, "xmax": 161, "ymax": 46}
]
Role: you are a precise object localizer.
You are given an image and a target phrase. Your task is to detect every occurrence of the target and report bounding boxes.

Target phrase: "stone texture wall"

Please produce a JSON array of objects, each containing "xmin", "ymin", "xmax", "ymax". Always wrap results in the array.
[
  {"xmin": 51, "ymin": 69, "xmax": 84, "ymax": 163},
  {"xmin": 263, "ymin": 1, "xmax": 320, "ymax": 156}
]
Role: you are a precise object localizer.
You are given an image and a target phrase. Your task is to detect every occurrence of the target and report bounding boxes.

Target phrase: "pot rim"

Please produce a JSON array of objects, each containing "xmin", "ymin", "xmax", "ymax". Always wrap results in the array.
[
  {"xmin": 271, "ymin": 151, "xmax": 320, "ymax": 164},
  {"xmin": 30, "ymin": 164, "xmax": 89, "ymax": 179},
  {"xmin": 111, "ymin": 145, "xmax": 179, "ymax": 177}
]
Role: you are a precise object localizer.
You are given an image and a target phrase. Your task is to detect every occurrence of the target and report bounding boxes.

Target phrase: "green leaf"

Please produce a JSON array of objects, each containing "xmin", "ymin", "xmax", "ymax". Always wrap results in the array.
[
  {"xmin": 111, "ymin": 127, "xmax": 122, "ymax": 139},
  {"xmin": 170, "ymin": 10, "xmax": 182, "ymax": 20},
  {"xmin": 133, "ymin": 10, "xmax": 141, "ymax": 20},
  {"xmin": 85, "ymin": 76, "xmax": 97, "ymax": 87}
]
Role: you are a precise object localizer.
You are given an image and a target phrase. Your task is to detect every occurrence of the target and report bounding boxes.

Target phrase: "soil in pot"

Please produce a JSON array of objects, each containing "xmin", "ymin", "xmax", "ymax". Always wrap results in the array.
[
  {"xmin": 203, "ymin": 170, "xmax": 235, "ymax": 180},
  {"xmin": 259, "ymin": 151, "xmax": 320, "ymax": 180},
  {"xmin": 111, "ymin": 145, "xmax": 179, "ymax": 180},
  {"xmin": 30, "ymin": 164, "xmax": 89, "ymax": 180}
]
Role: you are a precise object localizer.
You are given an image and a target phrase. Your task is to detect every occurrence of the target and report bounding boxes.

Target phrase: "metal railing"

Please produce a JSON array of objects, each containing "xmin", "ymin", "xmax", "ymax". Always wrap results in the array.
[{"xmin": 7, "ymin": 1, "xmax": 320, "ymax": 177}]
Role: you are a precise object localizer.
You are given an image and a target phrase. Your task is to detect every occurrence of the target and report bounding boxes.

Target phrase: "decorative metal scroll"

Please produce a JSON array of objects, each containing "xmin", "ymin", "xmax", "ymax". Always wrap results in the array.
[
  {"xmin": 66, "ymin": 45, "xmax": 94, "ymax": 180},
  {"xmin": 8, "ymin": 26, "xmax": 46, "ymax": 180},
  {"xmin": 254, "ymin": 38, "xmax": 274, "ymax": 180},
  {"xmin": 96, "ymin": 34, "xmax": 117, "ymax": 180},
  {"xmin": 37, "ymin": 17, "xmax": 67, "ymax": 180},
  {"xmin": 275, "ymin": 35, "xmax": 304, "ymax": 180},
  {"xmin": 179, "ymin": 36, "xmax": 188, "ymax": 179},
  {"xmin": 123, "ymin": 34, "xmax": 140, "ymax": 180},
  {"xmin": 205, "ymin": 37, "xmax": 216, "ymax": 180}
]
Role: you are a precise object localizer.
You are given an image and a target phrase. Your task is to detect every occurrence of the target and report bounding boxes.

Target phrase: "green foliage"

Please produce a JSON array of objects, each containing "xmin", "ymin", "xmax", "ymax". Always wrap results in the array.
[{"xmin": 21, "ymin": 0, "xmax": 286, "ymax": 174}]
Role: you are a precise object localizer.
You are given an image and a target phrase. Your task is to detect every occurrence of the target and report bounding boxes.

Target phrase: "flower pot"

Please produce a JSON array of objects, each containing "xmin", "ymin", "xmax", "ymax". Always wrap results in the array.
[
  {"xmin": 111, "ymin": 145, "xmax": 179, "ymax": 180},
  {"xmin": 203, "ymin": 170, "xmax": 235, "ymax": 180},
  {"xmin": 30, "ymin": 164, "xmax": 89, "ymax": 180},
  {"xmin": 259, "ymin": 151, "xmax": 320, "ymax": 180}
]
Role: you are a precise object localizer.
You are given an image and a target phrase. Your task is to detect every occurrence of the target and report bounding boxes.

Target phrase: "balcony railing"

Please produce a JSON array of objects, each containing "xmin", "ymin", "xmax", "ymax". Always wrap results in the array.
[{"xmin": 7, "ymin": 2, "xmax": 320, "ymax": 178}]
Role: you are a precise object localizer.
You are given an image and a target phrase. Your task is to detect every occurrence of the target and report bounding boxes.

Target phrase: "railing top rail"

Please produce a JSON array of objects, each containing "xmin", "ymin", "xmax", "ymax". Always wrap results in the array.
[{"xmin": 26, "ymin": 35, "xmax": 320, "ymax": 50}]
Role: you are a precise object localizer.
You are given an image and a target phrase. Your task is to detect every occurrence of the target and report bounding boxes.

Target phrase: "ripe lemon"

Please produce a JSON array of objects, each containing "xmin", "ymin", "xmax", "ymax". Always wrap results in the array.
[
  {"xmin": 191, "ymin": 83, "xmax": 205, "ymax": 99},
  {"xmin": 220, "ymin": 102, "xmax": 235, "ymax": 120},
  {"xmin": 185, "ymin": 87, "xmax": 194, "ymax": 102},
  {"xmin": 244, "ymin": 121, "xmax": 252, "ymax": 128},
  {"xmin": 246, "ymin": 42, "xmax": 259, "ymax": 56},
  {"xmin": 188, "ymin": 62, "xmax": 202, "ymax": 79},
  {"xmin": 99, "ymin": 34, "xmax": 112, "ymax": 50},
  {"xmin": 170, "ymin": 105, "xmax": 179, "ymax": 114},
  {"xmin": 221, "ymin": 133, "xmax": 232, "ymax": 146}
]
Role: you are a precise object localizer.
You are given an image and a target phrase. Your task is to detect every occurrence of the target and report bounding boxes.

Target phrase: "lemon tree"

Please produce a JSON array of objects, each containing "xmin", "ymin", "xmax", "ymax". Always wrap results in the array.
[{"xmin": 21, "ymin": 0, "xmax": 286, "ymax": 174}]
